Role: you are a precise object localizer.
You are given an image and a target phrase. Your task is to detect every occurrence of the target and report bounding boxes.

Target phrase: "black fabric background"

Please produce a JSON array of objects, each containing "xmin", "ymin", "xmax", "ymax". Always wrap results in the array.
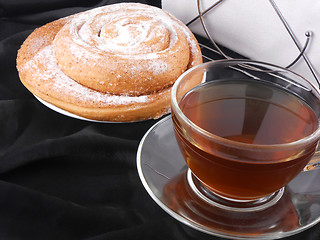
[{"xmin": 0, "ymin": 0, "xmax": 319, "ymax": 239}]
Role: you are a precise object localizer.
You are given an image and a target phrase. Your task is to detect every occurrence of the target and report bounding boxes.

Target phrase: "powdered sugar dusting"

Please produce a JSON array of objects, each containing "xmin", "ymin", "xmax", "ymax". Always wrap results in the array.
[
  {"xmin": 70, "ymin": 4, "xmax": 175, "ymax": 57},
  {"xmin": 23, "ymin": 45, "xmax": 150, "ymax": 106},
  {"xmin": 20, "ymin": 2, "xmax": 201, "ymax": 112},
  {"xmin": 58, "ymin": 3, "xmax": 198, "ymax": 73}
]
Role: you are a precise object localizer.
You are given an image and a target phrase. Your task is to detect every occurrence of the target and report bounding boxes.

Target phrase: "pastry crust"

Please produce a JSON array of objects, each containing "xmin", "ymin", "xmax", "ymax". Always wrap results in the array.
[{"xmin": 16, "ymin": 3, "xmax": 202, "ymax": 122}]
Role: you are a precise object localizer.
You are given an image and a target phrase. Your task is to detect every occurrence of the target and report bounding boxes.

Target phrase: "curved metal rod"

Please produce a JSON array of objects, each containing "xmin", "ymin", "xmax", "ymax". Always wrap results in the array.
[
  {"xmin": 196, "ymin": 0, "xmax": 231, "ymax": 60},
  {"xmin": 269, "ymin": 0, "xmax": 320, "ymax": 87},
  {"xmin": 187, "ymin": 0, "xmax": 224, "ymax": 28},
  {"xmin": 286, "ymin": 31, "xmax": 311, "ymax": 69},
  {"xmin": 195, "ymin": 0, "xmax": 317, "ymax": 85}
]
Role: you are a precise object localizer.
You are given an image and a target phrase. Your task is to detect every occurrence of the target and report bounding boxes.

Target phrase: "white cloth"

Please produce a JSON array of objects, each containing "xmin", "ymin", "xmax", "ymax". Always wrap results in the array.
[{"xmin": 162, "ymin": 0, "xmax": 320, "ymax": 86}]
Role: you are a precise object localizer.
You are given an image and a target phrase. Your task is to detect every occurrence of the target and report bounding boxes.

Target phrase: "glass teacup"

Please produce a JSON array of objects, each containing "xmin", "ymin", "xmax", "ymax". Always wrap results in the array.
[{"xmin": 171, "ymin": 59, "xmax": 320, "ymax": 210}]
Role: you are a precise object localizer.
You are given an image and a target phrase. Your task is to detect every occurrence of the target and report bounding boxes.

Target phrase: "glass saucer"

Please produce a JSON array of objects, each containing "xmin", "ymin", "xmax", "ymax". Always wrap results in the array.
[{"xmin": 137, "ymin": 115, "xmax": 320, "ymax": 240}]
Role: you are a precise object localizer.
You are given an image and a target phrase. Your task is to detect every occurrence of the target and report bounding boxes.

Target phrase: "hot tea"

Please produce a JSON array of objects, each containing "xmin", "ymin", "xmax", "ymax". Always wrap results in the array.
[{"xmin": 172, "ymin": 79, "xmax": 319, "ymax": 200}]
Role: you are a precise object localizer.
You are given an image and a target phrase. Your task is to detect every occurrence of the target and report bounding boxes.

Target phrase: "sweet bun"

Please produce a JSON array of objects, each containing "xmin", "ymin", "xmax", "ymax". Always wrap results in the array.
[{"xmin": 16, "ymin": 3, "xmax": 202, "ymax": 122}]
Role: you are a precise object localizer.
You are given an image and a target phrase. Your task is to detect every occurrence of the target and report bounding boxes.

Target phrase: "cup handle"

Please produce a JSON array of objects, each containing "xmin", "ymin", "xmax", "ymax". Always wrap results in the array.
[{"xmin": 304, "ymin": 148, "xmax": 320, "ymax": 171}]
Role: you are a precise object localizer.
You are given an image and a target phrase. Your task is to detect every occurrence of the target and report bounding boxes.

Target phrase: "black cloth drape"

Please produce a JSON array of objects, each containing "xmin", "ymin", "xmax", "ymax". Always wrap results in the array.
[{"xmin": 0, "ymin": 0, "xmax": 319, "ymax": 239}]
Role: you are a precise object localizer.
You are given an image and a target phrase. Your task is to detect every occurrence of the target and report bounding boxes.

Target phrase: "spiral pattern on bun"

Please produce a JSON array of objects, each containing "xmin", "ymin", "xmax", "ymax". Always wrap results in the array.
[{"xmin": 16, "ymin": 3, "xmax": 202, "ymax": 122}]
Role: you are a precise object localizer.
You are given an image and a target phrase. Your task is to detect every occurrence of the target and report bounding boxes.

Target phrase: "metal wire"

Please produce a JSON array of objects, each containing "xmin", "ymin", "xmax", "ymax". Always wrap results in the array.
[{"xmin": 189, "ymin": 0, "xmax": 320, "ymax": 87}]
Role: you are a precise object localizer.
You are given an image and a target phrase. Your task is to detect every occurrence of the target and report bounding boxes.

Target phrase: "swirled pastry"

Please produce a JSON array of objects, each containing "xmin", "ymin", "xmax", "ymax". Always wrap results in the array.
[{"xmin": 16, "ymin": 3, "xmax": 202, "ymax": 122}]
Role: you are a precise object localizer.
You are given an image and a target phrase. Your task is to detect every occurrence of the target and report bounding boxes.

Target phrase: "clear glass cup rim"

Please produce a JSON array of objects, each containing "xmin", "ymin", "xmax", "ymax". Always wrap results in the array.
[{"xmin": 171, "ymin": 59, "xmax": 320, "ymax": 150}]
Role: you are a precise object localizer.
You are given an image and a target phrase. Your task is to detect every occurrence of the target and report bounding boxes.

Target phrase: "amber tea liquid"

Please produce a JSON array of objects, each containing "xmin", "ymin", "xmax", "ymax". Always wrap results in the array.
[{"xmin": 173, "ymin": 79, "xmax": 319, "ymax": 200}]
